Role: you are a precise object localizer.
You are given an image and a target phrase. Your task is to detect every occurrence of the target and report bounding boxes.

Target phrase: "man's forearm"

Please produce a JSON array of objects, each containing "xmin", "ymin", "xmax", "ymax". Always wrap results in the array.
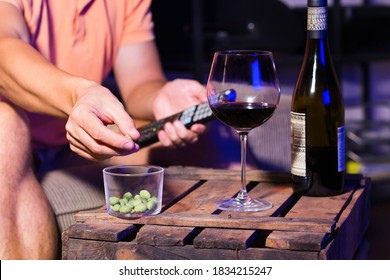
[
  {"xmin": 122, "ymin": 79, "xmax": 166, "ymax": 121},
  {"xmin": 0, "ymin": 37, "xmax": 90, "ymax": 118}
]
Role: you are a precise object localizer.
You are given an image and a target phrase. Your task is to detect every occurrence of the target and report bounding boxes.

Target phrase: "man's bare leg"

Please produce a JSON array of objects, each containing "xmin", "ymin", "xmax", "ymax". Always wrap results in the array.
[{"xmin": 0, "ymin": 101, "xmax": 58, "ymax": 259}]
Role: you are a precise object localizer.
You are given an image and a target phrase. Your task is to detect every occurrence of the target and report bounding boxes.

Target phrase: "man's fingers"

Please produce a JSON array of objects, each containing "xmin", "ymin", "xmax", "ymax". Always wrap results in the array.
[
  {"xmin": 80, "ymin": 113, "xmax": 138, "ymax": 150},
  {"xmin": 66, "ymin": 120, "xmax": 139, "ymax": 160}
]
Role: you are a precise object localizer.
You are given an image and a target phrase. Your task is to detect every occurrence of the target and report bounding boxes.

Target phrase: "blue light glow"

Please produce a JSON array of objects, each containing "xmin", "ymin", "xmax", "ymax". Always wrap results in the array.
[
  {"xmin": 320, "ymin": 40, "xmax": 325, "ymax": 65},
  {"xmin": 251, "ymin": 59, "xmax": 261, "ymax": 89},
  {"xmin": 323, "ymin": 89, "xmax": 330, "ymax": 105}
]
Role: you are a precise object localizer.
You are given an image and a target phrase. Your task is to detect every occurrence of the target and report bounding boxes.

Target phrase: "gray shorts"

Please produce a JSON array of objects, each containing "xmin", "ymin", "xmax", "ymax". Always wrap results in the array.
[{"xmin": 33, "ymin": 145, "xmax": 92, "ymax": 174}]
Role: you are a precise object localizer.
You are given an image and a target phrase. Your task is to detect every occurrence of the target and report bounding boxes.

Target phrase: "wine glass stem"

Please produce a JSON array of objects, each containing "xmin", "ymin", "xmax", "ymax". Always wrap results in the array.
[{"xmin": 238, "ymin": 132, "xmax": 250, "ymax": 201}]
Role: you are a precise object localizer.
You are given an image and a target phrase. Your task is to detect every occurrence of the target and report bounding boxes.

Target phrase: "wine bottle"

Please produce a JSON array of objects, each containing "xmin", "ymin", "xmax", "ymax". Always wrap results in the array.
[{"xmin": 291, "ymin": 0, "xmax": 345, "ymax": 196}]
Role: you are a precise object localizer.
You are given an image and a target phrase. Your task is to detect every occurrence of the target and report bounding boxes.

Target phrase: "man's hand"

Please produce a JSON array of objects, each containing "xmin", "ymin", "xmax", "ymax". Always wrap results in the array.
[
  {"xmin": 152, "ymin": 79, "xmax": 208, "ymax": 147},
  {"xmin": 65, "ymin": 82, "xmax": 140, "ymax": 161}
]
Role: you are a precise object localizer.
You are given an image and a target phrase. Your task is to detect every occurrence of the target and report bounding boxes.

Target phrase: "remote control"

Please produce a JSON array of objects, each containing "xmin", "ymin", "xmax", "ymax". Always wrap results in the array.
[{"xmin": 136, "ymin": 102, "xmax": 214, "ymax": 148}]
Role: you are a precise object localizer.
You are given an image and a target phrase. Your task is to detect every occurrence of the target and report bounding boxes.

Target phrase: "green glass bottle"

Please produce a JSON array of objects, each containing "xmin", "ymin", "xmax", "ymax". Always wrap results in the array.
[{"xmin": 291, "ymin": 0, "xmax": 345, "ymax": 196}]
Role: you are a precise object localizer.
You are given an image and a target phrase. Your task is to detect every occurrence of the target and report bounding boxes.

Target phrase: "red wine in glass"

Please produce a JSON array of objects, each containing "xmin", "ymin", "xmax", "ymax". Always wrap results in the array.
[{"xmin": 210, "ymin": 101, "xmax": 277, "ymax": 131}]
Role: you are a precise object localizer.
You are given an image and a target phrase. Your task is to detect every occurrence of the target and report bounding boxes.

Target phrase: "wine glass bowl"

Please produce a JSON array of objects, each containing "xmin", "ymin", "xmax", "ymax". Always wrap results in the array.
[{"xmin": 207, "ymin": 50, "xmax": 281, "ymax": 212}]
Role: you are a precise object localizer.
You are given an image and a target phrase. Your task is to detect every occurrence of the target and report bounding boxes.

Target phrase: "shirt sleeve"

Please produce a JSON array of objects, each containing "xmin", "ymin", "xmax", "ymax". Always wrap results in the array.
[
  {"xmin": 0, "ymin": 0, "xmax": 22, "ymax": 10},
  {"xmin": 120, "ymin": 0, "xmax": 155, "ymax": 46}
]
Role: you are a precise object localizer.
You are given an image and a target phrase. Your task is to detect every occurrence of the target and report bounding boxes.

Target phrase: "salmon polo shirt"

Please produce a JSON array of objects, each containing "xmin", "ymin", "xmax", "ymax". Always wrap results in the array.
[{"xmin": 1, "ymin": 0, "xmax": 154, "ymax": 149}]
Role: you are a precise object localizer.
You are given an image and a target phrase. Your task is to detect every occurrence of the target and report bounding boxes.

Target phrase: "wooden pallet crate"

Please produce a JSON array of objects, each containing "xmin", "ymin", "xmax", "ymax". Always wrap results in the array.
[{"xmin": 62, "ymin": 166, "xmax": 371, "ymax": 260}]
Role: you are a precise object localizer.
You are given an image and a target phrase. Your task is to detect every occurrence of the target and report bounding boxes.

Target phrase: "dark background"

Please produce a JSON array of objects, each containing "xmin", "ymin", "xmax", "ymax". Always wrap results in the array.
[{"xmin": 150, "ymin": 0, "xmax": 390, "ymax": 259}]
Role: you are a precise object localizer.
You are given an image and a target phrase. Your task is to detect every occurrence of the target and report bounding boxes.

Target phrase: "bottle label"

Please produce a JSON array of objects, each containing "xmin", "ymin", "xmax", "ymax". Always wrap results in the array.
[
  {"xmin": 307, "ymin": 7, "xmax": 327, "ymax": 31},
  {"xmin": 338, "ymin": 126, "xmax": 345, "ymax": 172},
  {"xmin": 291, "ymin": 112, "xmax": 306, "ymax": 177}
]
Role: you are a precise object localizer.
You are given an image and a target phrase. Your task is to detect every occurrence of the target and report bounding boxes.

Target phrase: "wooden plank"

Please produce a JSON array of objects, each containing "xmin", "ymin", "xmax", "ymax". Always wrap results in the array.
[
  {"xmin": 155, "ymin": 244, "xmax": 319, "ymax": 260},
  {"xmin": 114, "ymin": 243, "xmax": 190, "ymax": 260},
  {"xmin": 319, "ymin": 179, "xmax": 371, "ymax": 259},
  {"xmin": 161, "ymin": 178, "xmax": 203, "ymax": 208},
  {"xmin": 136, "ymin": 225, "xmax": 198, "ymax": 246},
  {"xmin": 193, "ymin": 228, "xmax": 258, "ymax": 250},
  {"xmin": 64, "ymin": 239, "xmax": 120, "ymax": 260},
  {"xmin": 142, "ymin": 214, "xmax": 335, "ymax": 232},
  {"xmin": 239, "ymin": 247, "xmax": 319, "ymax": 260},
  {"xmin": 335, "ymin": 178, "xmax": 370, "ymax": 230},
  {"xmin": 163, "ymin": 245, "xmax": 319, "ymax": 260},
  {"xmin": 74, "ymin": 211, "xmax": 335, "ymax": 232},
  {"xmin": 64, "ymin": 238, "xmax": 319, "ymax": 260},
  {"xmin": 160, "ymin": 245, "xmax": 240, "ymax": 259},
  {"xmin": 164, "ymin": 180, "xmax": 239, "ymax": 214},
  {"xmin": 265, "ymin": 231, "xmax": 329, "ymax": 251},
  {"xmin": 164, "ymin": 166, "xmax": 291, "ymax": 183},
  {"xmin": 285, "ymin": 189, "xmax": 355, "ymax": 220},
  {"xmin": 64, "ymin": 239, "xmax": 193, "ymax": 260},
  {"xmin": 66, "ymin": 222, "xmax": 138, "ymax": 241}
]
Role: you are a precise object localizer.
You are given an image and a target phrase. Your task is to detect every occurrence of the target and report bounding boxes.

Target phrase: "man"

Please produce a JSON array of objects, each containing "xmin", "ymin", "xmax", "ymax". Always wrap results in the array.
[{"xmin": 0, "ymin": 0, "xmax": 209, "ymax": 259}]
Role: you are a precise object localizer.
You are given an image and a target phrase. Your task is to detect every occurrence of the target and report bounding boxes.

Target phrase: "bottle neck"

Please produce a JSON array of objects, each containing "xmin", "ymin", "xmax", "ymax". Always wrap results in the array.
[
  {"xmin": 307, "ymin": 5, "xmax": 328, "ymax": 40},
  {"xmin": 304, "ymin": 4, "xmax": 332, "ymax": 67}
]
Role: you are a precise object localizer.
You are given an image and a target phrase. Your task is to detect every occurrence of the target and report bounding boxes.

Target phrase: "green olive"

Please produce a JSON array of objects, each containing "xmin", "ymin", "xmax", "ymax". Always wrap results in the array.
[
  {"xmin": 123, "ymin": 192, "xmax": 133, "ymax": 200},
  {"xmin": 119, "ymin": 205, "xmax": 132, "ymax": 213},
  {"xmin": 146, "ymin": 200, "xmax": 155, "ymax": 210},
  {"xmin": 134, "ymin": 203, "xmax": 147, "ymax": 213},
  {"xmin": 139, "ymin": 190, "xmax": 151, "ymax": 200},
  {"xmin": 109, "ymin": 196, "xmax": 120, "ymax": 206},
  {"xmin": 110, "ymin": 204, "xmax": 120, "ymax": 212},
  {"xmin": 132, "ymin": 198, "xmax": 143, "ymax": 206}
]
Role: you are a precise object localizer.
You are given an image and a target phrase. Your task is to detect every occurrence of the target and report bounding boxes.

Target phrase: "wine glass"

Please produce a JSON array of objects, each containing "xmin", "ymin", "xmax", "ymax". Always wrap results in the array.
[{"xmin": 206, "ymin": 50, "xmax": 281, "ymax": 212}]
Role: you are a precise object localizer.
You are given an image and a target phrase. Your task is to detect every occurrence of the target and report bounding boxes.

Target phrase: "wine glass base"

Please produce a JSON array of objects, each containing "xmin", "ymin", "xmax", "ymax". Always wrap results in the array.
[{"xmin": 215, "ymin": 198, "xmax": 272, "ymax": 212}]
